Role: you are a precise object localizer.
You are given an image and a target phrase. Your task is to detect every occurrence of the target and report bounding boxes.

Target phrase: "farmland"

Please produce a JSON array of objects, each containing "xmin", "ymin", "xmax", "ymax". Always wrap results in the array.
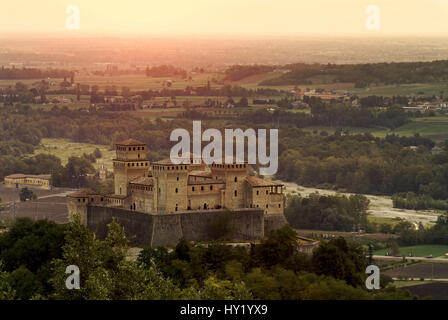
[
  {"xmin": 30, "ymin": 138, "xmax": 115, "ymax": 170},
  {"xmin": 300, "ymin": 115, "xmax": 448, "ymax": 141},
  {"xmin": 374, "ymin": 245, "xmax": 448, "ymax": 258}
]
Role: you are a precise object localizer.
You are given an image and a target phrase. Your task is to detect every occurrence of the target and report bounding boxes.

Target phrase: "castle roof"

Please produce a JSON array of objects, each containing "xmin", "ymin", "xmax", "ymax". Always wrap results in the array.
[
  {"xmin": 153, "ymin": 158, "xmax": 177, "ymax": 165},
  {"xmin": 188, "ymin": 176, "xmax": 225, "ymax": 185},
  {"xmin": 116, "ymin": 138, "xmax": 146, "ymax": 146},
  {"xmin": 245, "ymin": 176, "xmax": 283, "ymax": 188},
  {"xmin": 189, "ymin": 170, "xmax": 212, "ymax": 178},
  {"xmin": 67, "ymin": 189, "xmax": 98, "ymax": 198},
  {"xmin": 129, "ymin": 176, "xmax": 153, "ymax": 186}
]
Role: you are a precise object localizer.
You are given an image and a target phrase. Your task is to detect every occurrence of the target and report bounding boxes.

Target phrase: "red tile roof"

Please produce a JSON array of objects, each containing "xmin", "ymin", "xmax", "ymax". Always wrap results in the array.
[
  {"xmin": 67, "ymin": 189, "xmax": 98, "ymax": 198},
  {"xmin": 6, "ymin": 174, "xmax": 51, "ymax": 179}
]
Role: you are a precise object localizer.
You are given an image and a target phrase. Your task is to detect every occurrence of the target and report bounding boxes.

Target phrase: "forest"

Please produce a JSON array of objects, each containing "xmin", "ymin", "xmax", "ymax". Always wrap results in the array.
[
  {"xmin": 0, "ymin": 67, "xmax": 73, "ymax": 80},
  {"xmin": 0, "ymin": 217, "xmax": 414, "ymax": 300},
  {"xmin": 254, "ymin": 60, "xmax": 448, "ymax": 86}
]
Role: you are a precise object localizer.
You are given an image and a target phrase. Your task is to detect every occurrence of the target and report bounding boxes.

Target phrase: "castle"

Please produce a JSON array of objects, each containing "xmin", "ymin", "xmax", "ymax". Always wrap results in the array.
[{"xmin": 67, "ymin": 139, "xmax": 287, "ymax": 246}]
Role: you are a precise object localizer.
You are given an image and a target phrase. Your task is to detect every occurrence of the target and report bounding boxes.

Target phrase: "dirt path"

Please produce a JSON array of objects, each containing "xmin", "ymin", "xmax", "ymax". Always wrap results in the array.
[{"xmin": 274, "ymin": 180, "xmax": 440, "ymax": 226}]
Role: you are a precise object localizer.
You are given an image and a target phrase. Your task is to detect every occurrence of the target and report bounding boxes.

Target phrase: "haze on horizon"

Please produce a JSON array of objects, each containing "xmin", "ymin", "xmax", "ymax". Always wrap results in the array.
[{"xmin": 1, "ymin": 0, "xmax": 448, "ymax": 37}]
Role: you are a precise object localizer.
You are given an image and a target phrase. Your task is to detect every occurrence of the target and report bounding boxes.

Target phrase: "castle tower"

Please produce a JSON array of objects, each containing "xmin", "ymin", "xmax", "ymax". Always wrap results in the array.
[
  {"xmin": 67, "ymin": 189, "xmax": 102, "ymax": 225},
  {"xmin": 210, "ymin": 162, "xmax": 248, "ymax": 210},
  {"xmin": 151, "ymin": 159, "xmax": 189, "ymax": 214},
  {"xmin": 113, "ymin": 139, "xmax": 150, "ymax": 196}
]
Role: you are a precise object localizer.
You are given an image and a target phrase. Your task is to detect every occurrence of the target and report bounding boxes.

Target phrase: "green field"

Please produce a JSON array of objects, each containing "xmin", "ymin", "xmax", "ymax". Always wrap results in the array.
[
  {"xmin": 301, "ymin": 115, "xmax": 448, "ymax": 141},
  {"xmin": 374, "ymin": 245, "xmax": 448, "ymax": 258},
  {"xmin": 367, "ymin": 216, "xmax": 403, "ymax": 228},
  {"xmin": 30, "ymin": 138, "xmax": 115, "ymax": 170},
  {"xmin": 349, "ymin": 83, "xmax": 448, "ymax": 97},
  {"xmin": 383, "ymin": 117, "xmax": 448, "ymax": 141}
]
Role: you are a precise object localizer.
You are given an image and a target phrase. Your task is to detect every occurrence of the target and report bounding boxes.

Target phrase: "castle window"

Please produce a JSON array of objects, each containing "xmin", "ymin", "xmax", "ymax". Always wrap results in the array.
[
  {"xmin": 256, "ymin": 190, "xmax": 259, "ymax": 195},
  {"xmin": 145, "ymin": 163, "xmax": 148, "ymax": 166},
  {"xmin": 137, "ymin": 147, "xmax": 140, "ymax": 150},
  {"xmin": 78, "ymin": 199, "xmax": 80, "ymax": 202},
  {"xmin": 136, "ymin": 163, "xmax": 139, "ymax": 166},
  {"xmin": 129, "ymin": 147, "xmax": 131, "ymax": 151},
  {"xmin": 266, "ymin": 204, "xmax": 268, "ymax": 208},
  {"xmin": 278, "ymin": 204, "xmax": 281, "ymax": 208},
  {"xmin": 192, "ymin": 187, "xmax": 195, "ymax": 192},
  {"xmin": 234, "ymin": 190, "xmax": 237, "ymax": 197},
  {"xmin": 210, "ymin": 185, "xmax": 213, "ymax": 191},
  {"xmin": 266, "ymin": 190, "xmax": 268, "ymax": 195},
  {"xmin": 128, "ymin": 163, "xmax": 130, "ymax": 167},
  {"xmin": 175, "ymin": 188, "xmax": 178, "ymax": 193},
  {"xmin": 234, "ymin": 177, "xmax": 237, "ymax": 182},
  {"xmin": 201, "ymin": 186, "xmax": 204, "ymax": 191},
  {"xmin": 133, "ymin": 147, "xmax": 136, "ymax": 151},
  {"xmin": 142, "ymin": 147, "xmax": 144, "ymax": 150},
  {"xmin": 177, "ymin": 176, "xmax": 179, "ymax": 181}
]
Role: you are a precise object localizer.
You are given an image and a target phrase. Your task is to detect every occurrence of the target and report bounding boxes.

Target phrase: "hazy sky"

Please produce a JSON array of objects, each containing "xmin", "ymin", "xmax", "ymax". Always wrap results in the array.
[{"xmin": 1, "ymin": 0, "xmax": 448, "ymax": 36}]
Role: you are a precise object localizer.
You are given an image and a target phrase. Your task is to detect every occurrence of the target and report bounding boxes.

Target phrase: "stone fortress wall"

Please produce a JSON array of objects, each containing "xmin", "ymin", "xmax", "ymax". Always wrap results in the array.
[{"xmin": 87, "ymin": 205, "xmax": 269, "ymax": 247}]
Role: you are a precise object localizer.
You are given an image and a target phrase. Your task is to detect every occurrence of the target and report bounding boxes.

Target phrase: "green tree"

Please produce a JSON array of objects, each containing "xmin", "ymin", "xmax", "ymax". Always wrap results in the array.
[
  {"xmin": 19, "ymin": 187, "xmax": 35, "ymax": 201},
  {"xmin": 312, "ymin": 237, "xmax": 366, "ymax": 287}
]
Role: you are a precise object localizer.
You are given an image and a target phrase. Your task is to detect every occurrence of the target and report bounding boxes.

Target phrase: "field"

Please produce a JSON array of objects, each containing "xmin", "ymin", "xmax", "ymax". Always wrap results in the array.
[
  {"xmin": 76, "ymin": 73, "xmax": 222, "ymax": 91},
  {"xmin": 375, "ymin": 245, "xmax": 448, "ymax": 258},
  {"xmin": 384, "ymin": 262, "xmax": 448, "ymax": 283},
  {"xmin": 403, "ymin": 282, "xmax": 448, "ymax": 299},
  {"xmin": 300, "ymin": 115, "xmax": 448, "ymax": 141},
  {"xmin": 382, "ymin": 117, "xmax": 448, "ymax": 141},
  {"xmin": 349, "ymin": 83, "xmax": 448, "ymax": 97},
  {"xmin": 30, "ymin": 138, "xmax": 115, "ymax": 170}
]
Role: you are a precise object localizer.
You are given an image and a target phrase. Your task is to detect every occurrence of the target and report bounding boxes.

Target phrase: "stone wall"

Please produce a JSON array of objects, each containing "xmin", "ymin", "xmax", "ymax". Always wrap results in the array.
[
  {"xmin": 264, "ymin": 214, "xmax": 288, "ymax": 236},
  {"xmin": 87, "ymin": 205, "xmax": 265, "ymax": 247}
]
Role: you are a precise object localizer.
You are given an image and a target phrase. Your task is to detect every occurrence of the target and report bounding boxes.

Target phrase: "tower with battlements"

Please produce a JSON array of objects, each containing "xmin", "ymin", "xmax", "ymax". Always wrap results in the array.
[{"xmin": 113, "ymin": 139, "xmax": 150, "ymax": 196}]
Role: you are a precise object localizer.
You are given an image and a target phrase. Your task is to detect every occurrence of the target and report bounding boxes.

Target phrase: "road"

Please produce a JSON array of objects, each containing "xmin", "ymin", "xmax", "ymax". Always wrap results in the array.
[{"xmin": 373, "ymin": 255, "xmax": 448, "ymax": 263}]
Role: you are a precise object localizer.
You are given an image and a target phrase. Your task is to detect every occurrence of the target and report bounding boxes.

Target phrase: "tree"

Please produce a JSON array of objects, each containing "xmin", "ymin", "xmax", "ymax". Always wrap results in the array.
[
  {"xmin": 0, "ymin": 272, "xmax": 16, "ymax": 300},
  {"xmin": 238, "ymin": 97, "xmax": 249, "ymax": 107},
  {"xmin": 6, "ymin": 266, "xmax": 43, "ymax": 299},
  {"xmin": 389, "ymin": 240, "xmax": 401, "ymax": 256},
  {"xmin": 19, "ymin": 187, "xmax": 35, "ymax": 201},
  {"xmin": 93, "ymin": 148, "xmax": 102, "ymax": 159},
  {"xmin": 312, "ymin": 237, "xmax": 366, "ymax": 287},
  {"xmin": 51, "ymin": 216, "xmax": 182, "ymax": 300}
]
